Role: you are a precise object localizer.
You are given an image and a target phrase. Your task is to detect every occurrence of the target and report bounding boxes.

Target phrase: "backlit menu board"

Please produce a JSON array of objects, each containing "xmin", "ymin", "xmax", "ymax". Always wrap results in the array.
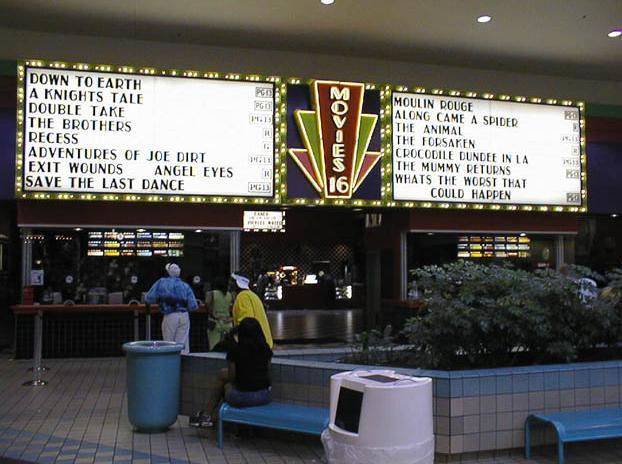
[
  {"xmin": 392, "ymin": 93, "xmax": 583, "ymax": 207},
  {"xmin": 20, "ymin": 64, "xmax": 275, "ymax": 198},
  {"xmin": 457, "ymin": 235, "xmax": 531, "ymax": 259},
  {"xmin": 86, "ymin": 230, "xmax": 184, "ymax": 257}
]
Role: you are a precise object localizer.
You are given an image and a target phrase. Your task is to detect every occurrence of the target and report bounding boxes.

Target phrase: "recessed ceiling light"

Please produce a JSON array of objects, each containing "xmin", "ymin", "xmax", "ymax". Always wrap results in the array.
[
  {"xmin": 477, "ymin": 15, "xmax": 492, "ymax": 23},
  {"xmin": 74, "ymin": 227, "xmax": 82, "ymax": 231},
  {"xmin": 520, "ymin": 232, "xmax": 527, "ymax": 237},
  {"xmin": 612, "ymin": 214, "xmax": 619, "ymax": 218},
  {"xmin": 321, "ymin": 0, "xmax": 335, "ymax": 4},
  {"xmin": 608, "ymin": 30, "xmax": 622, "ymax": 38},
  {"xmin": 195, "ymin": 229, "xmax": 203, "ymax": 233}
]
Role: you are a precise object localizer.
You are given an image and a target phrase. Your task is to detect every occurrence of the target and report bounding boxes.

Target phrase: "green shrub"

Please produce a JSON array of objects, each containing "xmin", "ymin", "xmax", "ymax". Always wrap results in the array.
[
  {"xmin": 401, "ymin": 261, "xmax": 621, "ymax": 369},
  {"xmin": 349, "ymin": 326, "xmax": 399, "ymax": 366}
]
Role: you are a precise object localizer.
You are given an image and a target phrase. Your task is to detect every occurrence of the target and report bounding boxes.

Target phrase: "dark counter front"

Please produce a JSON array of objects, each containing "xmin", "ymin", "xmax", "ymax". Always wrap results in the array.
[
  {"xmin": 265, "ymin": 283, "xmax": 363, "ymax": 310},
  {"xmin": 11, "ymin": 303, "xmax": 366, "ymax": 358},
  {"xmin": 12, "ymin": 305, "xmax": 212, "ymax": 358}
]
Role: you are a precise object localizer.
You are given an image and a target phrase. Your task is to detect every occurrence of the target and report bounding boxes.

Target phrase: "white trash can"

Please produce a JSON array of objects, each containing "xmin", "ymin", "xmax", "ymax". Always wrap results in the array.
[{"xmin": 322, "ymin": 369, "xmax": 434, "ymax": 464}]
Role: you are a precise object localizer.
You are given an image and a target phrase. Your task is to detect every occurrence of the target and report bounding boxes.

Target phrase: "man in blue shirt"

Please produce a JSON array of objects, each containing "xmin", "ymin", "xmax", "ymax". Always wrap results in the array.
[{"xmin": 145, "ymin": 263, "xmax": 198, "ymax": 354}]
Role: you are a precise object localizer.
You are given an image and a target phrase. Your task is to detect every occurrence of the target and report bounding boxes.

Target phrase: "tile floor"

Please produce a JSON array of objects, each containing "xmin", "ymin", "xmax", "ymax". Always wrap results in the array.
[{"xmin": 1, "ymin": 356, "xmax": 622, "ymax": 463}]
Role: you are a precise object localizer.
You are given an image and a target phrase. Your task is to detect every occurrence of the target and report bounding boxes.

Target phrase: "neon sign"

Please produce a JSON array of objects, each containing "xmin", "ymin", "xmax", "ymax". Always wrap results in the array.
[{"xmin": 288, "ymin": 81, "xmax": 382, "ymax": 199}]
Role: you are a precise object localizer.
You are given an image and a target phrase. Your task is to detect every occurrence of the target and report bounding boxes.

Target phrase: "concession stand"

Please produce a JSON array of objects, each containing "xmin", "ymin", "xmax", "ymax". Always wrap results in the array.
[
  {"xmin": 10, "ymin": 59, "xmax": 586, "ymax": 357},
  {"xmin": 15, "ymin": 201, "xmax": 243, "ymax": 357}
]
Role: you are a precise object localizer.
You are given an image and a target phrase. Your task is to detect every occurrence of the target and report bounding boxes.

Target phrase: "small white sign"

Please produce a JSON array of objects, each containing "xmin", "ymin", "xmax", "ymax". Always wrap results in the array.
[
  {"xmin": 243, "ymin": 210, "xmax": 285, "ymax": 232},
  {"xmin": 31, "ymin": 269, "xmax": 44, "ymax": 286}
]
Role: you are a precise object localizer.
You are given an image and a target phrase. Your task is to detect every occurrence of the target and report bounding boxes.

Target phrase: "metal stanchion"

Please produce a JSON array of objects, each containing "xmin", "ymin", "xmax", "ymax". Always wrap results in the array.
[
  {"xmin": 133, "ymin": 310, "xmax": 139, "ymax": 341},
  {"xmin": 23, "ymin": 310, "xmax": 48, "ymax": 386},
  {"xmin": 27, "ymin": 365, "xmax": 49, "ymax": 372},
  {"xmin": 145, "ymin": 307, "xmax": 152, "ymax": 341},
  {"xmin": 26, "ymin": 309, "xmax": 49, "ymax": 372}
]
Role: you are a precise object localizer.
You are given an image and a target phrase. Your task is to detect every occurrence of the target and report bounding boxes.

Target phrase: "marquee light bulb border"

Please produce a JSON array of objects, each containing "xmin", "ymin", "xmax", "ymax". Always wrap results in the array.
[
  {"xmin": 271, "ymin": 77, "xmax": 388, "ymax": 209},
  {"xmin": 15, "ymin": 59, "xmax": 587, "ymax": 213},
  {"xmin": 15, "ymin": 59, "xmax": 287, "ymax": 206},
  {"xmin": 285, "ymin": 78, "xmax": 382, "ymax": 204},
  {"xmin": 383, "ymin": 83, "xmax": 587, "ymax": 213}
]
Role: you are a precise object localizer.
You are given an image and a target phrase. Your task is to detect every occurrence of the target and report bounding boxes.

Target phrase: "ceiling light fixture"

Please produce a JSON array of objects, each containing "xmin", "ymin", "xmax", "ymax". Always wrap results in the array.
[
  {"xmin": 321, "ymin": 0, "xmax": 335, "ymax": 4},
  {"xmin": 608, "ymin": 30, "xmax": 621, "ymax": 38},
  {"xmin": 477, "ymin": 15, "xmax": 492, "ymax": 23}
]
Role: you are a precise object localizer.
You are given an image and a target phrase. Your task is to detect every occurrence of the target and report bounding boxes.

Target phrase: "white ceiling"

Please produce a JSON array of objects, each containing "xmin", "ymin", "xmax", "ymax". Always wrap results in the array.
[{"xmin": 0, "ymin": 0, "xmax": 620, "ymax": 81}]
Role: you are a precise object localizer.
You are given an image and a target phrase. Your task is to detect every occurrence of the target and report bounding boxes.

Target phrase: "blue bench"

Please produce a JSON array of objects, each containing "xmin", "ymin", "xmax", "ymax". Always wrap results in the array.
[
  {"xmin": 525, "ymin": 409, "xmax": 622, "ymax": 464},
  {"xmin": 217, "ymin": 402, "xmax": 329, "ymax": 448}
]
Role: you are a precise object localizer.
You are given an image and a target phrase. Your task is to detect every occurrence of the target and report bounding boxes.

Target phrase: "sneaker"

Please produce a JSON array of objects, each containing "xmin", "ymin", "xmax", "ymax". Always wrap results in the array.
[
  {"xmin": 189, "ymin": 411, "xmax": 213, "ymax": 428},
  {"xmin": 189, "ymin": 410, "xmax": 202, "ymax": 427}
]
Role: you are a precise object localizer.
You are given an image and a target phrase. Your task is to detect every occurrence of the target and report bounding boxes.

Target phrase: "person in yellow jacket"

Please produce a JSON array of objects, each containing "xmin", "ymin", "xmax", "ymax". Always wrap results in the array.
[{"xmin": 230, "ymin": 273, "xmax": 273, "ymax": 348}]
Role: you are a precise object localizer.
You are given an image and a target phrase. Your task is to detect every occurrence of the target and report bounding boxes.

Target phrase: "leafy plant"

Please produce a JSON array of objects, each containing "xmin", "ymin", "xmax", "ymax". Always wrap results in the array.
[
  {"xmin": 400, "ymin": 262, "xmax": 621, "ymax": 369},
  {"xmin": 349, "ymin": 325, "xmax": 398, "ymax": 365}
]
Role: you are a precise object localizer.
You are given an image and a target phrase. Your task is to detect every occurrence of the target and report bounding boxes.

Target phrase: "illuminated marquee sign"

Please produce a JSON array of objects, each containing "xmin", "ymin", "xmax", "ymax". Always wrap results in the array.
[
  {"xmin": 288, "ymin": 81, "xmax": 382, "ymax": 200},
  {"xmin": 390, "ymin": 87, "xmax": 586, "ymax": 211},
  {"xmin": 16, "ymin": 60, "xmax": 284, "ymax": 204},
  {"xmin": 15, "ymin": 60, "xmax": 587, "ymax": 213}
]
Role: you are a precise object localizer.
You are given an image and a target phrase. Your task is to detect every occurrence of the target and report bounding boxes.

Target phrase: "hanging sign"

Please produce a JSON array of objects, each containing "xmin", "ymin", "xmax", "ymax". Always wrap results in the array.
[
  {"xmin": 287, "ymin": 80, "xmax": 382, "ymax": 202},
  {"xmin": 16, "ymin": 60, "xmax": 586, "ymax": 212},
  {"xmin": 17, "ymin": 60, "xmax": 281, "ymax": 202},
  {"xmin": 243, "ymin": 210, "xmax": 285, "ymax": 232},
  {"xmin": 392, "ymin": 92, "xmax": 584, "ymax": 208}
]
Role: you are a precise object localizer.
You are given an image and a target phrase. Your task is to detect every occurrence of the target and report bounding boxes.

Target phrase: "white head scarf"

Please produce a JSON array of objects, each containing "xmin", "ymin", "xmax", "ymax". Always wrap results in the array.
[
  {"xmin": 165, "ymin": 263, "xmax": 181, "ymax": 278},
  {"xmin": 231, "ymin": 273, "xmax": 250, "ymax": 290}
]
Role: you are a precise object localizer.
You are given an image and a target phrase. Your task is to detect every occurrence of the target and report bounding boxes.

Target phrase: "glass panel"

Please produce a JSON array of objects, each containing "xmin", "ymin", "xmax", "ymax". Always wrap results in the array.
[
  {"xmin": 335, "ymin": 387, "xmax": 363, "ymax": 434},
  {"xmin": 575, "ymin": 216, "xmax": 622, "ymax": 273},
  {"xmin": 406, "ymin": 232, "xmax": 558, "ymax": 298},
  {"xmin": 25, "ymin": 228, "xmax": 232, "ymax": 304}
]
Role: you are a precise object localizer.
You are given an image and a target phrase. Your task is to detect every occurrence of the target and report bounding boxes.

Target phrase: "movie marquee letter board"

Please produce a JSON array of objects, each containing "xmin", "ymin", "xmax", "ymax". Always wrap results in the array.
[
  {"xmin": 17, "ymin": 61, "xmax": 283, "ymax": 204},
  {"xmin": 391, "ymin": 91, "xmax": 584, "ymax": 210},
  {"xmin": 16, "ymin": 60, "xmax": 586, "ymax": 212}
]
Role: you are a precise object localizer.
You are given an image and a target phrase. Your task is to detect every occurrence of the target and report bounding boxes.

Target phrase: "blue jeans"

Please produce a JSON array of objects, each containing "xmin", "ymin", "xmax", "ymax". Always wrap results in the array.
[{"xmin": 225, "ymin": 386, "xmax": 272, "ymax": 408}]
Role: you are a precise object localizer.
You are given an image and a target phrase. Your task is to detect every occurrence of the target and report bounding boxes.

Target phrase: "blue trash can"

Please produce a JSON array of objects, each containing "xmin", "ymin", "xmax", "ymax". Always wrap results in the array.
[{"xmin": 123, "ymin": 341, "xmax": 184, "ymax": 432}]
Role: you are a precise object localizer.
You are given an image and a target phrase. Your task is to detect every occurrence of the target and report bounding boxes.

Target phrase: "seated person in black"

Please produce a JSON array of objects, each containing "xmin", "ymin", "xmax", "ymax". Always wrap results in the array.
[{"xmin": 189, "ymin": 317, "xmax": 273, "ymax": 427}]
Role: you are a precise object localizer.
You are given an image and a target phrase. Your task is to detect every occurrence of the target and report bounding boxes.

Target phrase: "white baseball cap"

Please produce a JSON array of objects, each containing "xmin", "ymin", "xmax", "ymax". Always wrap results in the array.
[{"xmin": 231, "ymin": 273, "xmax": 250, "ymax": 289}]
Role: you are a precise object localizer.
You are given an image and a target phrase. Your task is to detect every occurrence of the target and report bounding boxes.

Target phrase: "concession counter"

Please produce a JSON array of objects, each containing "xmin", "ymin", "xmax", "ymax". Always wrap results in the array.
[{"xmin": 11, "ymin": 304, "xmax": 212, "ymax": 358}]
